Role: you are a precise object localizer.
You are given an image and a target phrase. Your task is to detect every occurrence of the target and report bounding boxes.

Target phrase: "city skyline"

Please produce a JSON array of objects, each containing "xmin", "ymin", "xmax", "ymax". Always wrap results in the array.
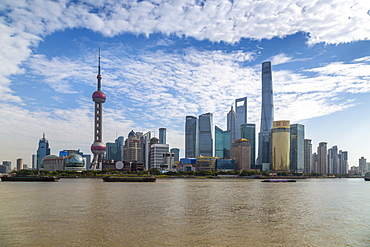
[{"xmin": 1, "ymin": 1, "xmax": 370, "ymax": 167}]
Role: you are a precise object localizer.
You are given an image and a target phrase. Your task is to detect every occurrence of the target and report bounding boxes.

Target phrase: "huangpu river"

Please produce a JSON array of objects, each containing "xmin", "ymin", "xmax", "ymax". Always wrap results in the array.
[{"xmin": 1, "ymin": 178, "xmax": 370, "ymax": 246}]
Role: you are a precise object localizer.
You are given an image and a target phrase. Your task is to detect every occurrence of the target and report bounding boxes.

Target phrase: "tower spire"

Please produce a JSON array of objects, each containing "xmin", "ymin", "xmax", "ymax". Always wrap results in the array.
[{"xmin": 97, "ymin": 47, "xmax": 102, "ymax": 91}]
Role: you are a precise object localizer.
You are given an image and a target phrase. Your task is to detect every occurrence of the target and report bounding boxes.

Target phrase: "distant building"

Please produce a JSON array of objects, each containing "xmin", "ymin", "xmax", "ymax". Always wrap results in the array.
[
  {"xmin": 124, "ymin": 130, "xmax": 143, "ymax": 162},
  {"xmin": 311, "ymin": 152, "xmax": 318, "ymax": 173},
  {"xmin": 215, "ymin": 126, "xmax": 230, "ymax": 159},
  {"xmin": 180, "ymin": 158, "xmax": 196, "ymax": 165},
  {"xmin": 196, "ymin": 156, "xmax": 219, "ymax": 172},
  {"xmin": 328, "ymin": 146, "xmax": 339, "ymax": 174},
  {"xmin": 241, "ymin": 123, "xmax": 256, "ymax": 169},
  {"xmin": 227, "ymin": 106, "xmax": 238, "ymax": 145},
  {"xmin": 231, "ymin": 139, "xmax": 251, "ymax": 171},
  {"xmin": 290, "ymin": 124, "xmax": 304, "ymax": 173},
  {"xmin": 216, "ymin": 159, "xmax": 236, "ymax": 171},
  {"xmin": 43, "ymin": 154, "xmax": 85, "ymax": 172},
  {"xmin": 304, "ymin": 139, "xmax": 312, "ymax": 173},
  {"xmin": 359, "ymin": 157, "xmax": 367, "ymax": 173},
  {"xmin": 141, "ymin": 132, "xmax": 151, "ymax": 170},
  {"xmin": 159, "ymin": 128, "xmax": 167, "ymax": 144},
  {"xmin": 36, "ymin": 133, "xmax": 51, "ymax": 170},
  {"xmin": 198, "ymin": 113, "xmax": 214, "ymax": 157},
  {"xmin": 317, "ymin": 142, "xmax": 328, "ymax": 174},
  {"xmin": 339, "ymin": 150, "xmax": 348, "ymax": 174},
  {"xmin": 185, "ymin": 116, "xmax": 198, "ymax": 158},
  {"xmin": 170, "ymin": 148, "xmax": 180, "ymax": 162},
  {"xmin": 271, "ymin": 120, "xmax": 290, "ymax": 171},
  {"xmin": 163, "ymin": 152, "xmax": 175, "ymax": 171},
  {"xmin": 1, "ymin": 161, "xmax": 11, "ymax": 173},
  {"xmin": 16, "ymin": 158, "xmax": 23, "ymax": 171},
  {"xmin": 106, "ymin": 142, "xmax": 119, "ymax": 161},
  {"xmin": 235, "ymin": 97, "xmax": 247, "ymax": 139},
  {"xmin": 115, "ymin": 136, "xmax": 124, "ymax": 161},
  {"xmin": 149, "ymin": 142, "xmax": 169, "ymax": 170}
]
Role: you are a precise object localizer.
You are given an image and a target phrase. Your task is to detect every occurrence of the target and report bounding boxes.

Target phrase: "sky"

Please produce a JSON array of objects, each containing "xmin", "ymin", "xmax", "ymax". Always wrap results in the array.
[{"xmin": 1, "ymin": 0, "xmax": 370, "ymax": 169}]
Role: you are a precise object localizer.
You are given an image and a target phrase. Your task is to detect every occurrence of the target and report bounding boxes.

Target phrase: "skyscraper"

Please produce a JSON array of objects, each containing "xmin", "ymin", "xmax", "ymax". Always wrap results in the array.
[
  {"xmin": 271, "ymin": 120, "xmax": 290, "ymax": 171},
  {"xmin": 159, "ymin": 128, "xmax": 167, "ymax": 144},
  {"xmin": 328, "ymin": 145, "xmax": 339, "ymax": 174},
  {"xmin": 185, "ymin": 116, "xmax": 198, "ymax": 158},
  {"xmin": 257, "ymin": 61, "xmax": 274, "ymax": 168},
  {"xmin": 37, "ymin": 133, "xmax": 50, "ymax": 170},
  {"xmin": 241, "ymin": 123, "xmax": 256, "ymax": 169},
  {"xmin": 231, "ymin": 139, "xmax": 251, "ymax": 171},
  {"xmin": 290, "ymin": 124, "xmax": 305, "ymax": 173},
  {"xmin": 198, "ymin": 113, "xmax": 214, "ymax": 157},
  {"xmin": 359, "ymin": 157, "xmax": 367, "ymax": 173},
  {"xmin": 317, "ymin": 142, "xmax": 327, "ymax": 174},
  {"xmin": 16, "ymin": 158, "xmax": 23, "ymax": 171},
  {"xmin": 106, "ymin": 142, "xmax": 119, "ymax": 161},
  {"xmin": 235, "ymin": 97, "xmax": 247, "ymax": 139},
  {"xmin": 90, "ymin": 50, "xmax": 106, "ymax": 170},
  {"xmin": 170, "ymin": 148, "xmax": 180, "ymax": 162},
  {"xmin": 304, "ymin": 139, "xmax": 312, "ymax": 173},
  {"xmin": 215, "ymin": 126, "xmax": 230, "ymax": 159},
  {"xmin": 141, "ymin": 131, "xmax": 151, "ymax": 170},
  {"xmin": 124, "ymin": 130, "xmax": 143, "ymax": 163},
  {"xmin": 115, "ymin": 136, "xmax": 124, "ymax": 161},
  {"xmin": 227, "ymin": 106, "xmax": 237, "ymax": 145},
  {"xmin": 339, "ymin": 150, "xmax": 348, "ymax": 174}
]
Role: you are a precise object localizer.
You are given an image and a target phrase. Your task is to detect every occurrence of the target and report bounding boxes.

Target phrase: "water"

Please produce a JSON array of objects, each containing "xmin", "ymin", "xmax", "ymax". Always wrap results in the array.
[{"xmin": 0, "ymin": 178, "xmax": 369, "ymax": 246}]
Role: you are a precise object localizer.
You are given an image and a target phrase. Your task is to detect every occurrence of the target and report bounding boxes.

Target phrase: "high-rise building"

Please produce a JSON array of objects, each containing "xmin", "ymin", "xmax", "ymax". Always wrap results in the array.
[
  {"xmin": 317, "ymin": 142, "xmax": 327, "ymax": 174},
  {"xmin": 198, "ymin": 113, "xmax": 214, "ymax": 157},
  {"xmin": 271, "ymin": 120, "xmax": 290, "ymax": 171},
  {"xmin": 231, "ymin": 139, "xmax": 251, "ymax": 171},
  {"xmin": 359, "ymin": 157, "xmax": 367, "ymax": 173},
  {"xmin": 311, "ymin": 152, "xmax": 318, "ymax": 173},
  {"xmin": 149, "ymin": 142, "xmax": 169, "ymax": 170},
  {"xmin": 170, "ymin": 148, "xmax": 180, "ymax": 162},
  {"xmin": 106, "ymin": 142, "xmax": 119, "ymax": 161},
  {"xmin": 241, "ymin": 123, "xmax": 256, "ymax": 169},
  {"xmin": 215, "ymin": 126, "xmax": 230, "ymax": 159},
  {"xmin": 90, "ymin": 50, "xmax": 106, "ymax": 170},
  {"xmin": 257, "ymin": 61, "xmax": 274, "ymax": 168},
  {"xmin": 16, "ymin": 158, "xmax": 23, "ymax": 171},
  {"xmin": 235, "ymin": 97, "xmax": 247, "ymax": 139},
  {"xmin": 36, "ymin": 133, "xmax": 51, "ymax": 170},
  {"xmin": 141, "ymin": 131, "xmax": 151, "ymax": 170},
  {"xmin": 339, "ymin": 150, "xmax": 348, "ymax": 174},
  {"xmin": 328, "ymin": 146, "xmax": 339, "ymax": 175},
  {"xmin": 290, "ymin": 124, "xmax": 305, "ymax": 173},
  {"xmin": 159, "ymin": 128, "xmax": 167, "ymax": 144},
  {"xmin": 304, "ymin": 139, "xmax": 312, "ymax": 173},
  {"xmin": 124, "ymin": 130, "xmax": 143, "ymax": 163},
  {"xmin": 185, "ymin": 116, "xmax": 198, "ymax": 158},
  {"xmin": 115, "ymin": 136, "xmax": 124, "ymax": 161},
  {"xmin": 163, "ymin": 152, "xmax": 175, "ymax": 171},
  {"xmin": 227, "ymin": 106, "xmax": 238, "ymax": 145}
]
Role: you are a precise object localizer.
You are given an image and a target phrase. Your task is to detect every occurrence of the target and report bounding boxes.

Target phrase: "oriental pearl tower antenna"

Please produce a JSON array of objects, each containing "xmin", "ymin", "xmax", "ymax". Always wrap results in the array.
[{"xmin": 90, "ymin": 49, "xmax": 106, "ymax": 170}]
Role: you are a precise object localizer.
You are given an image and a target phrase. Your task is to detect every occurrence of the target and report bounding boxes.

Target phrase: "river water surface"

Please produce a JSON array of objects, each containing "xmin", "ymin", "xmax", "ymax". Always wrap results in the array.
[{"xmin": 0, "ymin": 178, "xmax": 369, "ymax": 246}]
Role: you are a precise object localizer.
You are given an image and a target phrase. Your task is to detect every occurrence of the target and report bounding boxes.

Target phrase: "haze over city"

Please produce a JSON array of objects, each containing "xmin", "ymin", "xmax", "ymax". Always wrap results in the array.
[{"xmin": 1, "ymin": 0, "xmax": 370, "ymax": 167}]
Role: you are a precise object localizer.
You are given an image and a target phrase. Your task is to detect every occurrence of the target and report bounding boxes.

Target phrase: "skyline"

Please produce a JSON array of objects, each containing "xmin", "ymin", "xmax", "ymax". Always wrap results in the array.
[{"xmin": 1, "ymin": 1, "xmax": 370, "ymax": 167}]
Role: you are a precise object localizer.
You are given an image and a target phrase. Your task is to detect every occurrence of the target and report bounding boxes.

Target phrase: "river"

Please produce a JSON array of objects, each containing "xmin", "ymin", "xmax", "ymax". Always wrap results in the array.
[{"xmin": 0, "ymin": 178, "xmax": 369, "ymax": 246}]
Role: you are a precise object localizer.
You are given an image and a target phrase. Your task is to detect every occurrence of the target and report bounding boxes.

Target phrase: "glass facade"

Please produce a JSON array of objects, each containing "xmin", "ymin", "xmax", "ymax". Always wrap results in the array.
[
  {"xmin": 227, "ymin": 106, "xmax": 237, "ymax": 145},
  {"xmin": 241, "ymin": 123, "xmax": 256, "ymax": 169},
  {"xmin": 198, "ymin": 113, "xmax": 214, "ymax": 157},
  {"xmin": 235, "ymin": 97, "xmax": 247, "ymax": 139},
  {"xmin": 185, "ymin": 116, "xmax": 197, "ymax": 158},
  {"xmin": 271, "ymin": 120, "xmax": 290, "ymax": 171},
  {"xmin": 215, "ymin": 126, "xmax": 230, "ymax": 159},
  {"xmin": 37, "ymin": 134, "xmax": 51, "ymax": 170},
  {"xmin": 216, "ymin": 159, "xmax": 236, "ymax": 171},
  {"xmin": 159, "ymin": 128, "xmax": 166, "ymax": 144},
  {"xmin": 290, "ymin": 124, "xmax": 305, "ymax": 173}
]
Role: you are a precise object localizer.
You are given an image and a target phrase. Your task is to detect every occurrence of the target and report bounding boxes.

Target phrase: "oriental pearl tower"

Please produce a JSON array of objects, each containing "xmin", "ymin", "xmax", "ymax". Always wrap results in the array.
[{"xmin": 90, "ymin": 50, "xmax": 106, "ymax": 170}]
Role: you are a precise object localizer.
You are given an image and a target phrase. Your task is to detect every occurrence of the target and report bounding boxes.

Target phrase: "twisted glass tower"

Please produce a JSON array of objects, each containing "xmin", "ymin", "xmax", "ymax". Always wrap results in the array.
[{"xmin": 257, "ymin": 61, "xmax": 274, "ymax": 168}]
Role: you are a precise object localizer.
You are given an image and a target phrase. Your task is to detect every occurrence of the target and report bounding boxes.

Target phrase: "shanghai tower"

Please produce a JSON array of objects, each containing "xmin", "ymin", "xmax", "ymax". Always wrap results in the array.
[
  {"xmin": 257, "ymin": 61, "xmax": 274, "ymax": 169},
  {"xmin": 90, "ymin": 50, "xmax": 106, "ymax": 170}
]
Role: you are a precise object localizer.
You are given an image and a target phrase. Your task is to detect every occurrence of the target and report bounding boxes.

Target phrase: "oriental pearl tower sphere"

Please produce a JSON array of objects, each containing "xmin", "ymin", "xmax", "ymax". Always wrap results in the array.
[{"xmin": 90, "ymin": 50, "xmax": 106, "ymax": 170}]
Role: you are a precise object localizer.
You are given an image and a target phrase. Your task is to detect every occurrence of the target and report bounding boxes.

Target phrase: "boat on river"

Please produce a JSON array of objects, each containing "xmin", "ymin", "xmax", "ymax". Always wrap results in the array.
[
  {"xmin": 364, "ymin": 173, "xmax": 370, "ymax": 181},
  {"xmin": 1, "ymin": 175, "xmax": 60, "ymax": 182},
  {"xmin": 261, "ymin": 179, "xmax": 296, "ymax": 182},
  {"xmin": 102, "ymin": 176, "xmax": 156, "ymax": 182}
]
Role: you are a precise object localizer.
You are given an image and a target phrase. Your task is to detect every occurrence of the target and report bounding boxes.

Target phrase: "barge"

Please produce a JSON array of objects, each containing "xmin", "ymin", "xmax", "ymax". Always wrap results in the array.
[
  {"xmin": 1, "ymin": 175, "xmax": 60, "ymax": 182},
  {"xmin": 261, "ymin": 179, "xmax": 296, "ymax": 182},
  {"xmin": 102, "ymin": 176, "xmax": 156, "ymax": 182}
]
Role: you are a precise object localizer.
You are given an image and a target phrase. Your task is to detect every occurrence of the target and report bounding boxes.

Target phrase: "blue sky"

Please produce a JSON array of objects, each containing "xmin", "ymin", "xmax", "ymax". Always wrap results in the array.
[{"xmin": 1, "ymin": 0, "xmax": 370, "ymax": 168}]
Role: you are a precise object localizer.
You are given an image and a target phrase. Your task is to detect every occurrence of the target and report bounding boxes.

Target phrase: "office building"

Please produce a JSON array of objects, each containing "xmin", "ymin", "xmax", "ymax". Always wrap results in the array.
[
  {"xmin": 328, "ymin": 146, "xmax": 339, "ymax": 174},
  {"xmin": 235, "ymin": 97, "xmax": 247, "ymax": 139},
  {"xmin": 16, "ymin": 158, "xmax": 23, "ymax": 171},
  {"xmin": 170, "ymin": 148, "xmax": 180, "ymax": 162},
  {"xmin": 195, "ymin": 156, "xmax": 218, "ymax": 172},
  {"xmin": 124, "ymin": 130, "xmax": 143, "ymax": 162},
  {"xmin": 115, "ymin": 136, "xmax": 124, "ymax": 161},
  {"xmin": 198, "ymin": 113, "xmax": 214, "ymax": 157},
  {"xmin": 36, "ymin": 133, "xmax": 51, "ymax": 170},
  {"xmin": 311, "ymin": 152, "xmax": 318, "ymax": 173},
  {"xmin": 359, "ymin": 157, "xmax": 367, "ymax": 173},
  {"xmin": 2, "ymin": 161, "xmax": 12, "ymax": 173},
  {"xmin": 304, "ymin": 139, "xmax": 312, "ymax": 173},
  {"xmin": 215, "ymin": 126, "xmax": 230, "ymax": 159},
  {"xmin": 231, "ymin": 138, "xmax": 251, "ymax": 171},
  {"xmin": 271, "ymin": 120, "xmax": 290, "ymax": 171},
  {"xmin": 317, "ymin": 142, "xmax": 328, "ymax": 174},
  {"xmin": 159, "ymin": 128, "xmax": 166, "ymax": 144},
  {"xmin": 216, "ymin": 159, "xmax": 236, "ymax": 171},
  {"xmin": 141, "ymin": 131, "xmax": 151, "ymax": 170},
  {"xmin": 227, "ymin": 106, "xmax": 238, "ymax": 145},
  {"xmin": 149, "ymin": 142, "xmax": 169, "ymax": 170},
  {"xmin": 106, "ymin": 142, "xmax": 119, "ymax": 161},
  {"xmin": 163, "ymin": 152, "xmax": 175, "ymax": 171},
  {"xmin": 185, "ymin": 116, "xmax": 198, "ymax": 158},
  {"xmin": 257, "ymin": 61, "xmax": 274, "ymax": 168},
  {"xmin": 339, "ymin": 151, "xmax": 348, "ymax": 174},
  {"xmin": 241, "ymin": 123, "xmax": 256, "ymax": 169},
  {"xmin": 290, "ymin": 124, "xmax": 305, "ymax": 173}
]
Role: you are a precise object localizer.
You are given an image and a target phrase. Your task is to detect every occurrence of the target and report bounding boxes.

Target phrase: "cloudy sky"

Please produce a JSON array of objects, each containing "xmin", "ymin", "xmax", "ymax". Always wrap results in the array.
[{"xmin": 1, "ymin": 0, "xmax": 370, "ymax": 168}]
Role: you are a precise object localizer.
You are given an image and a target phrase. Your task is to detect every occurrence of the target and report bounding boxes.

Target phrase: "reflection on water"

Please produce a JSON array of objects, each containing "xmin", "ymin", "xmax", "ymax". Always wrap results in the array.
[{"xmin": 0, "ymin": 178, "xmax": 370, "ymax": 246}]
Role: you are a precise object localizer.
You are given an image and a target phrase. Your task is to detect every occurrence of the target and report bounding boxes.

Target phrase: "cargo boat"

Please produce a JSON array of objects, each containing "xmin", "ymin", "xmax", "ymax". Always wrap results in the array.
[
  {"xmin": 102, "ymin": 176, "xmax": 156, "ymax": 182},
  {"xmin": 261, "ymin": 179, "xmax": 296, "ymax": 182},
  {"xmin": 1, "ymin": 175, "xmax": 60, "ymax": 182},
  {"xmin": 364, "ymin": 173, "xmax": 370, "ymax": 181}
]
